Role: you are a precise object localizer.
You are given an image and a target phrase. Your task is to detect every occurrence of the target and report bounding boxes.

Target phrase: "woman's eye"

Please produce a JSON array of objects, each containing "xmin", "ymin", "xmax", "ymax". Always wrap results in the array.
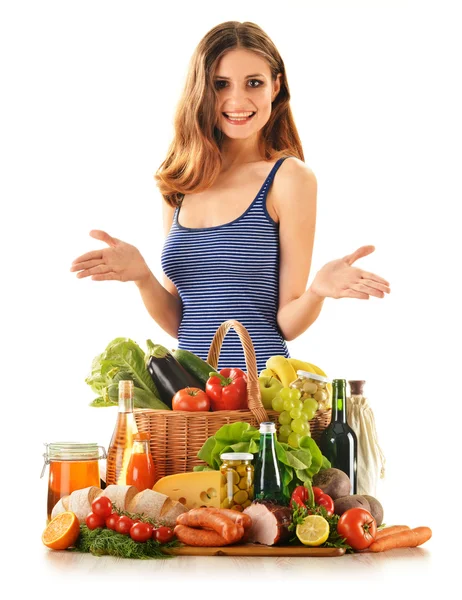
[{"xmin": 214, "ymin": 79, "xmax": 264, "ymax": 89}]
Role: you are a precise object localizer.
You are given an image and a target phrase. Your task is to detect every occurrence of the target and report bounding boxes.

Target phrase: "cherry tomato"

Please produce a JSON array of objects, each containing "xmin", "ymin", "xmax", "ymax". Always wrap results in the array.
[
  {"xmin": 337, "ymin": 507, "xmax": 377, "ymax": 550},
  {"xmin": 86, "ymin": 512, "xmax": 106, "ymax": 530},
  {"xmin": 105, "ymin": 512, "xmax": 120, "ymax": 530},
  {"xmin": 153, "ymin": 526, "xmax": 175, "ymax": 544},
  {"xmin": 172, "ymin": 387, "xmax": 210, "ymax": 412},
  {"xmin": 115, "ymin": 515, "xmax": 135, "ymax": 535},
  {"xmin": 91, "ymin": 496, "xmax": 113, "ymax": 518},
  {"xmin": 130, "ymin": 521, "xmax": 154, "ymax": 543}
]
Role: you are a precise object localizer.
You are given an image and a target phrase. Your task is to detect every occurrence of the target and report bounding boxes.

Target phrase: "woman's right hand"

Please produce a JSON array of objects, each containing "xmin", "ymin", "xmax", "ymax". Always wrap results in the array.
[{"xmin": 70, "ymin": 230, "xmax": 151, "ymax": 284}]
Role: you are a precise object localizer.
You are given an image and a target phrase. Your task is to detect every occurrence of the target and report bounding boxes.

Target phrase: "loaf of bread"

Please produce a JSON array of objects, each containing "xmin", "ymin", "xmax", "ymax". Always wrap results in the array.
[{"xmin": 51, "ymin": 485, "xmax": 188, "ymax": 526}]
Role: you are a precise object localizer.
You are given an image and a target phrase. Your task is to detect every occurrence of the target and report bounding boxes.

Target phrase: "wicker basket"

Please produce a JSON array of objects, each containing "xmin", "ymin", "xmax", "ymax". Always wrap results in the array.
[{"xmin": 135, "ymin": 320, "xmax": 331, "ymax": 480}]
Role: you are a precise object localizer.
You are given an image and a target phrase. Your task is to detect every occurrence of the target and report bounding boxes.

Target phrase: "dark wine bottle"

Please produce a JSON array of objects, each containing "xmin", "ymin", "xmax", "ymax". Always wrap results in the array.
[
  {"xmin": 319, "ymin": 379, "xmax": 358, "ymax": 494},
  {"xmin": 254, "ymin": 422, "xmax": 286, "ymax": 504}
]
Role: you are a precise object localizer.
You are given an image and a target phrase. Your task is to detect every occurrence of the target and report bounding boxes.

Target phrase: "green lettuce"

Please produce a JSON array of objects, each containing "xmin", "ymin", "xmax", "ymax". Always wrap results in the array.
[{"xmin": 85, "ymin": 337, "xmax": 169, "ymax": 410}]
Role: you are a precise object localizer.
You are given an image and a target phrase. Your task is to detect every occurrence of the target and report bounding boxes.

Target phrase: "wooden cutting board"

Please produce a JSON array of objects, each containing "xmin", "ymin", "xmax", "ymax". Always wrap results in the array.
[{"xmin": 166, "ymin": 543, "xmax": 345, "ymax": 557}]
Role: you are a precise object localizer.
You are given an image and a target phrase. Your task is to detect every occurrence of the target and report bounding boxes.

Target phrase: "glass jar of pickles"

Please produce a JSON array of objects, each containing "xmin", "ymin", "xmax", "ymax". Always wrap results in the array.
[
  {"xmin": 219, "ymin": 453, "xmax": 254, "ymax": 511},
  {"xmin": 290, "ymin": 370, "xmax": 331, "ymax": 413}
]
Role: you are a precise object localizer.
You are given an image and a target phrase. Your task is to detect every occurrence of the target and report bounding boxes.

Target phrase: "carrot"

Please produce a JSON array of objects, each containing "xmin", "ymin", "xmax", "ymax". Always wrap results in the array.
[
  {"xmin": 375, "ymin": 525, "xmax": 410, "ymax": 540},
  {"xmin": 369, "ymin": 526, "xmax": 432, "ymax": 552}
]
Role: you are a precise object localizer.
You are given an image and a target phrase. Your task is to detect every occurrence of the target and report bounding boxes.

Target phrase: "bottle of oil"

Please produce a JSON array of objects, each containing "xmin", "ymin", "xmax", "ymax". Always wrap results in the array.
[{"xmin": 106, "ymin": 380, "xmax": 138, "ymax": 485}]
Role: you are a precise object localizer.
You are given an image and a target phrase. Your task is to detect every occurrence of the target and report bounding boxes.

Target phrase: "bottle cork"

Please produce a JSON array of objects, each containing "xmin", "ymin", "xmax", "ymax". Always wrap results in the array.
[{"xmin": 348, "ymin": 380, "xmax": 366, "ymax": 396}]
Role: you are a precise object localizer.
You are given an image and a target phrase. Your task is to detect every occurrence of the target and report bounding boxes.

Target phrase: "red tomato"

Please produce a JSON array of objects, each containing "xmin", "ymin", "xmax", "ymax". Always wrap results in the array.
[
  {"xmin": 153, "ymin": 526, "xmax": 175, "ymax": 544},
  {"xmin": 130, "ymin": 521, "xmax": 154, "ymax": 543},
  {"xmin": 91, "ymin": 496, "xmax": 113, "ymax": 518},
  {"xmin": 172, "ymin": 387, "xmax": 210, "ymax": 412},
  {"xmin": 337, "ymin": 508, "xmax": 377, "ymax": 550},
  {"xmin": 105, "ymin": 512, "xmax": 120, "ymax": 530},
  {"xmin": 115, "ymin": 515, "xmax": 135, "ymax": 535},
  {"xmin": 85, "ymin": 512, "xmax": 106, "ymax": 530}
]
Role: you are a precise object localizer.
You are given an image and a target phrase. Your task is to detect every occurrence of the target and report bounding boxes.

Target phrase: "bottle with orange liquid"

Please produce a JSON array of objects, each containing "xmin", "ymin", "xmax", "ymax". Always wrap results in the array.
[
  {"xmin": 106, "ymin": 380, "xmax": 138, "ymax": 485},
  {"xmin": 41, "ymin": 442, "xmax": 106, "ymax": 521},
  {"xmin": 126, "ymin": 432, "xmax": 156, "ymax": 491}
]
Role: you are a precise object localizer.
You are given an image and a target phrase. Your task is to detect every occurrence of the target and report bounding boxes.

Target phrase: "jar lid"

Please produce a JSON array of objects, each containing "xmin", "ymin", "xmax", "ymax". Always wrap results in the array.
[
  {"xmin": 220, "ymin": 452, "xmax": 254, "ymax": 461},
  {"xmin": 296, "ymin": 370, "xmax": 330, "ymax": 383},
  {"xmin": 45, "ymin": 442, "xmax": 101, "ymax": 460}
]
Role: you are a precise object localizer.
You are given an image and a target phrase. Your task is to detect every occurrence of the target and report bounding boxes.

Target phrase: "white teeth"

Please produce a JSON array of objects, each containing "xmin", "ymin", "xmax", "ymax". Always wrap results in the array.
[{"xmin": 224, "ymin": 112, "xmax": 255, "ymax": 118}]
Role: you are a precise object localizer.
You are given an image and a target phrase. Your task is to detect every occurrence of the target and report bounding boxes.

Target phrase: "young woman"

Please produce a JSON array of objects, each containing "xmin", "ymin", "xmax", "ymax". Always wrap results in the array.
[{"xmin": 70, "ymin": 21, "xmax": 390, "ymax": 372}]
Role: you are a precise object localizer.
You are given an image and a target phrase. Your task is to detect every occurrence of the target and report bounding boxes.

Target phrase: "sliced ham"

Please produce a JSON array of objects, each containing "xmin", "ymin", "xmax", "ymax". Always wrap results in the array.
[{"xmin": 243, "ymin": 501, "xmax": 292, "ymax": 546}]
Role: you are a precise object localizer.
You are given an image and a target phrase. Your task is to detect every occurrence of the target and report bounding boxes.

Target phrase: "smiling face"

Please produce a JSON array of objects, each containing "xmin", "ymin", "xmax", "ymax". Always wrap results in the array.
[{"xmin": 214, "ymin": 48, "xmax": 281, "ymax": 141}]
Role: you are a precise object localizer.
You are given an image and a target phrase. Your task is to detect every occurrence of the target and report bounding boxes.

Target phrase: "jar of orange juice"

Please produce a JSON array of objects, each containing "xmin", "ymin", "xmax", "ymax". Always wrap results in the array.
[{"xmin": 41, "ymin": 442, "xmax": 107, "ymax": 521}]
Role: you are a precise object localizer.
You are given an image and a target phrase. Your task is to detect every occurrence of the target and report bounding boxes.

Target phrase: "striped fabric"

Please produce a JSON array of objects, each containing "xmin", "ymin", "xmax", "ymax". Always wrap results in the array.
[{"xmin": 161, "ymin": 156, "xmax": 291, "ymax": 372}]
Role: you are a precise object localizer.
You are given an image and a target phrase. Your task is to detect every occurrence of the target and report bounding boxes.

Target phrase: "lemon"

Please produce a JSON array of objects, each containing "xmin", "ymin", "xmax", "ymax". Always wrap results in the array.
[{"xmin": 296, "ymin": 515, "xmax": 330, "ymax": 547}]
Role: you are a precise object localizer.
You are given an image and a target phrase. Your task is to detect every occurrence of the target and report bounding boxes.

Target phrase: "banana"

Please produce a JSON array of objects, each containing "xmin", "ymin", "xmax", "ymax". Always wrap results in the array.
[
  {"xmin": 259, "ymin": 368, "xmax": 280, "ymax": 380},
  {"xmin": 266, "ymin": 355, "xmax": 297, "ymax": 388},
  {"xmin": 287, "ymin": 358, "xmax": 318, "ymax": 375}
]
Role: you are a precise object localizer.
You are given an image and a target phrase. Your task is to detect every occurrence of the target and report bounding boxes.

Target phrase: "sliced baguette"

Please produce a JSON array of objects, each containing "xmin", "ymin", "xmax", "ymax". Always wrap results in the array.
[
  {"xmin": 51, "ymin": 495, "xmax": 70, "ymax": 520},
  {"xmin": 97, "ymin": 484, "xmax": 139, "ymax": 511},
  {"xmin": 68, "ymin": 486, "xmax": 102, "ymax": 523},
  {"xmin": 127, "ymin": 489, "xmax": 170, "ymax": 520},
  {"xmin": 160, "ymin": 498, "xmax": 188, "ymax": 527}
]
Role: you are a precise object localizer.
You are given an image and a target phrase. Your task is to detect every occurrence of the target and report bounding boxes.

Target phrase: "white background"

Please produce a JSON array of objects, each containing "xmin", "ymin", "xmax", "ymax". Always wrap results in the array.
[{"xmin": 1, "ymin": 0, "xmax": 460, "ymax": 595}]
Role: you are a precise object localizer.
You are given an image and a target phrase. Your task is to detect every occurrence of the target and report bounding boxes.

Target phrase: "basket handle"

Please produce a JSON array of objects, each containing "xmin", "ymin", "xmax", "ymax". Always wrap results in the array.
[{"xmin": 207, "ymin": 320, "xmax": 269, "ymax": 424}]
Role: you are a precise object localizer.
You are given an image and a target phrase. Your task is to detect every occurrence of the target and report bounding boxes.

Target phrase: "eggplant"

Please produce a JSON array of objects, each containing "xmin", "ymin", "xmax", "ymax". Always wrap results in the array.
[{"xmin": 145, "ymin": 341, "xmax": 204, "ymax": 409}]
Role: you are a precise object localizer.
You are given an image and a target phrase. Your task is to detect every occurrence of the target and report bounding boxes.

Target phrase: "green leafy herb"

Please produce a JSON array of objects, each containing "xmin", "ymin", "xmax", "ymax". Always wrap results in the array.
[{"xmin": 72, "ymin": 525, "xmax": 179, "ymax": 559}]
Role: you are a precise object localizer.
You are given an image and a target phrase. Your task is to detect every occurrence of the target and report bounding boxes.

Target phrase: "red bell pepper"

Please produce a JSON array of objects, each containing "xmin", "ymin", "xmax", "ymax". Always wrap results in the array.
[
  {"xmin": 205, "ymin": 368, "xmax": 248, "ymax": 411},
  {"xmin": 291, "ymin": 484, "xmax": 334, "ymax": 516}
]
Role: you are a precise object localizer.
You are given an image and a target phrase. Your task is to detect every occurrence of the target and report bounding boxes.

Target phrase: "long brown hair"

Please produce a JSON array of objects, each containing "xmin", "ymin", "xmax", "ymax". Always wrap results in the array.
[{"xmin": 155, "ymin": 21, "xmax": 305, "ymax": 207}]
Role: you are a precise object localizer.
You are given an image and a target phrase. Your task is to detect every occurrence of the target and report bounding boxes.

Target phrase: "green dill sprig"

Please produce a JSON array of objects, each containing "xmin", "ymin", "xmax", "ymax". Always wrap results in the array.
[{"xmin": 71, "ymin": 525, "xmax": 180, "ymax": 559}]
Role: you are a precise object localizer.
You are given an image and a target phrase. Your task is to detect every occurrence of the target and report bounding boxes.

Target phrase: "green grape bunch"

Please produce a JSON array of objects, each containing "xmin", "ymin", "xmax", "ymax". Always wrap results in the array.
[{"xmin": 272, "ymin": 386, "xmax": 319, "ymax": 446}]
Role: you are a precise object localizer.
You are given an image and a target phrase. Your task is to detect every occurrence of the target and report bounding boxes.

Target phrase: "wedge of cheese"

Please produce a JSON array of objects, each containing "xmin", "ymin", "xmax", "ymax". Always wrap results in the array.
[{"xmin": 153, "ymin": 471, "xmax": 221, "ymax": 510}]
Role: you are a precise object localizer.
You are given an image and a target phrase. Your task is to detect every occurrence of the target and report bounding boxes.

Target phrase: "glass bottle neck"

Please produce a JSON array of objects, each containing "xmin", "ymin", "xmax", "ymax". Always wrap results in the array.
[
  {"xmin": 259, "ymin": 432, "xmax": 277, "ymax": 451},
  {"xmin": 131, "ymin": 440, "xmax": 149, "ymax": 454},
  {"xmin": 118, "ymin": 394, "xmax": 134, "ymax": 413},
  {"xmin": 332, "ymin": 380, "xmax": 347, "ymax": 423}
]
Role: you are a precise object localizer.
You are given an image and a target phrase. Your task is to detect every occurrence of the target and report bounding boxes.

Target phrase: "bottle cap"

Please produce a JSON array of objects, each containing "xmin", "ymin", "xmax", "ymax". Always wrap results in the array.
[
  {"xmin": 259, "ymin": 422, "xmax": 276, "ymax": 434},
  {"xmin": 134, "ymin": 432, "xmax": 150, "ymax": 441},
  {"xmin": 296, "ymin": 370, "xmax": 330, "ymax": 383},
  {"xmin": 220, "ymin": 453, "xmax": 254, "ymax": 461}
]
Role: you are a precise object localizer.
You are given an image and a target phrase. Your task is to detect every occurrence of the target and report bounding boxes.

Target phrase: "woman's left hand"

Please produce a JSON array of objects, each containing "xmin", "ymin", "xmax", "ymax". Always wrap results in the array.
[{"xmin": 310, "ymin": 245, "xmax": 391, "ymax": 300}]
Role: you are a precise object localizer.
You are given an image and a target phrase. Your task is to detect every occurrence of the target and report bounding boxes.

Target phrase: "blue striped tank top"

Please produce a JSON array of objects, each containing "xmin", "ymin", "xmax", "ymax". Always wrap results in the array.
[{"xmin": 161, "ymin": 156, "xmax": 291, "ymax": 372}]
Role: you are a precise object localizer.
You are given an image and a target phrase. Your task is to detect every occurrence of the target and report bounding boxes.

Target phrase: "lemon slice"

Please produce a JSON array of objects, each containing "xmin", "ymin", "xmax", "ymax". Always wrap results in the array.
[{"xmin": 296, "ymin": 515, "xmax": 330, "ymax": 547}]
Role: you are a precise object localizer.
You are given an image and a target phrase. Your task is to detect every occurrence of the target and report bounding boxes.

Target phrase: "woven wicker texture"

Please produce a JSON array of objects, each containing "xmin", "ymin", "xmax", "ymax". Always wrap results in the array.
[{"xmin": 134, "ymin": 320, "xmax": 331, "ymax": 480}]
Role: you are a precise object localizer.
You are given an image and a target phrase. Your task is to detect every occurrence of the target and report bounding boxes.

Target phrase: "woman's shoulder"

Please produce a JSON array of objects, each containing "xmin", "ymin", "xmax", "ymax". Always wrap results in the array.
[{"xmin": 280, "ymin": 156, "xmax": 317, "ymax": 183}]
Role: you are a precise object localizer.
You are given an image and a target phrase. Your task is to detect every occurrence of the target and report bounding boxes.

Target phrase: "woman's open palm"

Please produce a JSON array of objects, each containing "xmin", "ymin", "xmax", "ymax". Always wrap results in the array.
[
  {"xmin": 70, "ymin": 230, "xmax": 150, "ymax": 283},
  {"xmin": 311, "ymin": 245, "xmax": 391, "ymax": 300}
]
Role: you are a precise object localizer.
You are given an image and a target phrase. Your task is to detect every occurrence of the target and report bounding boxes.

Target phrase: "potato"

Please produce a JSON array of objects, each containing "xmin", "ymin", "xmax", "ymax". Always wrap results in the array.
[
  {"xmin": 334, "ymin": 495, "xmax": 371, "ymax": 516},
  {"xmin": 312, "ymin": 468, "xmax": 351, "ymax": 500},
  {"xmin": 362, "ymin": 495, "xmax": 384, "ymax": 526}
]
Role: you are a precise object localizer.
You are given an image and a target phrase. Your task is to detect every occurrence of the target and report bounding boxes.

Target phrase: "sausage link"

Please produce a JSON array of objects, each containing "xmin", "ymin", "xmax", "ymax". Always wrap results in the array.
[
  {"xmin": 174, "ymin": 524, "xmax": 229, "ymax": 547},
  {"xmin": 176, "ymin": 508, "xmax": 242, "ymax": 543},
  {"xmin": 207, "ymin": 507, "xmax": 252, "ymax": 530}
]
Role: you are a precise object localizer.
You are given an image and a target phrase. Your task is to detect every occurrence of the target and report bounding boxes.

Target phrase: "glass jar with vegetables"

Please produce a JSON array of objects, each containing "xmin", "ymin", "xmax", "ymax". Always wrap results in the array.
[{"xmin": 220, "ymin": 453, "xmax": 254, "ymax": 511}]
